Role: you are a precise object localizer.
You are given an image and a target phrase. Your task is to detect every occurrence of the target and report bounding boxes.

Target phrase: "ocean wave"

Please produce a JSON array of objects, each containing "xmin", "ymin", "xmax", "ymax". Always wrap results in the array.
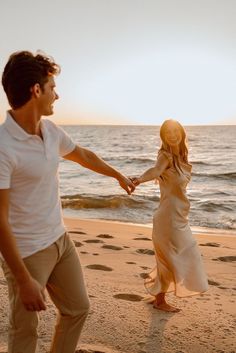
[
  {"xmin": 61, "ymin": 194, "xmax": 236, "ymax": 230},
  {"xmin": 190, "ymin": 160, "xmax": 222, "ymax": 166},
  {"xmin": 190, "ymin": 217, "xmax": 236, "ymax": 230},
  {"xmin": 189, "ymin": 191, "xmax": 232, "ymax": 200},
  {"xmin": 61, "ymin": 194, "xmax": 158, "ymax": 210},
  {"xmin": 192, "ymin": 172, "xmax": 236, "ymax": 180},
  {"xmin": 194, "ymin": 200, "xmax": 235, "ymax": 212},
  {"xmin": 103, "ymin": 157, "xmax": 155, "ymax": 164},
  {"xmin": 191, "ymin": 161, "xmax": 209, "ymax": 166}
]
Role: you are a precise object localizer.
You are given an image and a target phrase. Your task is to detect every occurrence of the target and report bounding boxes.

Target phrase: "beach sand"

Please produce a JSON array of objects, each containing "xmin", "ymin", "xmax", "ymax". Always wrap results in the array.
[{"xmin": 0, "ymin": 218, "xmax": 235, "ymax": 353}]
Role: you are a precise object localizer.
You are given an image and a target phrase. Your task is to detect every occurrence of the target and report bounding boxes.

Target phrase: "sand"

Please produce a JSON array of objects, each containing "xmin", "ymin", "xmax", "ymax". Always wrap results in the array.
[{"xmin": 0, "ymin": 217, "xmax": 235, "ymax": 353}]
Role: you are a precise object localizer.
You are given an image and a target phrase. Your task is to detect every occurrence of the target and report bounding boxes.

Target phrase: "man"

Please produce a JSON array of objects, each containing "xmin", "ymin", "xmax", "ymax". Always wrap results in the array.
[{"xmin": 0, "ymin": 50, "xmax": 135, "ymax": 353}]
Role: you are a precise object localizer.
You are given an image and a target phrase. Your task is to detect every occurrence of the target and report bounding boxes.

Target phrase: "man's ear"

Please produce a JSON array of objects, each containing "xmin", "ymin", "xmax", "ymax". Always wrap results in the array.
[{"xmin": 30, "ymin": 83, "xmax": 41, "ymax": 98}]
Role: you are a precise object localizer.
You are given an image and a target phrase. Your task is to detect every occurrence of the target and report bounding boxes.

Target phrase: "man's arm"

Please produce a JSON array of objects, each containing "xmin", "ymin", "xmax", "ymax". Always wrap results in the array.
[
  {"xmin": 0, "ymin": 189, "xmax": 46, "ymax": 311},
  {"xmin": 64, "ymin": 145, "xmax": 135, "ymax": 194}
]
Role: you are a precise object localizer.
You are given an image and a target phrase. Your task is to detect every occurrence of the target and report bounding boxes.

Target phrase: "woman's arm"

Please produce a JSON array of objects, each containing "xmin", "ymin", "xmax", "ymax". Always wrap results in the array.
[{"xmin": 133, "ymin": 153, "xmax": 169, "ymax": 185}]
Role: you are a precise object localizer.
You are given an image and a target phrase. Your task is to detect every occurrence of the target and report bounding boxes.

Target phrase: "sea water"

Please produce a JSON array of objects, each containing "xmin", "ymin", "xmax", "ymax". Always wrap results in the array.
[{"xmin": 59, "ymin": 125, "xmax": 236, "ymax": 231}]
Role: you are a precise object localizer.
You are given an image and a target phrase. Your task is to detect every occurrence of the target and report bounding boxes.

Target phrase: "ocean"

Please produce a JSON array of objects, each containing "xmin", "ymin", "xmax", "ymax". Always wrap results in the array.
[{"xmin": 59, "ymin": 125, "xmax": 236, "ymax": 231}]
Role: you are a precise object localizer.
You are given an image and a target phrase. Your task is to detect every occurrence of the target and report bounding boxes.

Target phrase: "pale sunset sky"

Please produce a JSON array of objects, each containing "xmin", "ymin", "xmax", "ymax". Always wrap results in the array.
[{"xmin": 0, "ymin": 0, "xmax": 235, "ymax": 125}]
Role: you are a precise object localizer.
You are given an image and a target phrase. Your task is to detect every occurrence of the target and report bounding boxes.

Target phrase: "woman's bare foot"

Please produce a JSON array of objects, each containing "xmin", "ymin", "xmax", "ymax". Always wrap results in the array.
[{"xmin": 153, "ymin": 301, "xmax": 181, "ymax": 312}]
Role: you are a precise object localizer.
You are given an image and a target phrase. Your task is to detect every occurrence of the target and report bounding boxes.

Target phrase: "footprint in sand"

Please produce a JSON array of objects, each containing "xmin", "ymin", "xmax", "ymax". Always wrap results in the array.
[
  {"xmin": 0, "ymin": 279, "xmax": 7, "ymax": 286},
  {"xmin": 199, "ymin": 242, "xmax": 220, "ymax": 247},
  {"xmin": 126, "ymin": 261, "xmax": 136, "ymax": 264},
  {"xmin": 73, "ymin": 241, "xmax": 83, "ymax": 247},
  {"xmin": 96, "ymin": 234, "xmax": 114, "ymax": 239},
  {"xmin": 213, "ymin": 256, "xmax": 236, "ymax": 262},
  {"xmin": 196, "ymin": 297, "xmax": 207, "ymax": 300},
  {"xmin": 101, "ymin": 245, "xmax": 123, "ymax": 250},
  {"xmin": 69, "ymin": 231, "xmax": 87, "ymax": 235},
  {"xmin": 76, "ymin": 349, "xmax": 119, "ymax": 353},
  {"xmin": 136, "ymin": 249, "xmax": 155, "ymax": 255},
  {"xmin": 92, "ymin": 253, "xmax": 99, "ymax": 256},
  {"xmin": 113, "ymin": 293, "xmax": 143, "ymax": 302},
  {"xmin": 80, "ymin": 251, "xmax": 88, "ymax": 254},
  {"xmin": 83, "ymin": 239, "xmax": 104, "ymax": 243},
  {"xmin": 140, "ymin": 273, "xmax": 149, "ymax": 279},
  {"xmin": 75, "ymin": 349, "xmax": 105, "ymax": 353},
  {"xmin": 133, "ymin": 237, "xmax": 151, "ymax": 241},
  {"xmin": 86, "ymin": 264, "xmax": 113, "ymax": 271},
  {"xmin": 218, "ymin": 286, "xmax": 229, "ymax": 289},
  {"xmin": 208, "ymin": 279, "xmax": 220, "ymax": 286}
]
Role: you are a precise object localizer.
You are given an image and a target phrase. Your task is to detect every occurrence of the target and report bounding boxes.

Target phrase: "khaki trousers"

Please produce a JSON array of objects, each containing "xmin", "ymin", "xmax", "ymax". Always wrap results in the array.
[{"xmin": 2, "ymin": 233, "xmax": 90, "ymax": 353}]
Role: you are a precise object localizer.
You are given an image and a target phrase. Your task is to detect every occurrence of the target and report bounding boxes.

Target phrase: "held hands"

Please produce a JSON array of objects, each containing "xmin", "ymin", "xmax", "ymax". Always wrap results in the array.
[
  {"xmin": 129, "ymin": 177, "xmax": 141, "ymax": 186},
  {"xmin": 117, "ymin": 174, "xmax": 142, "ymax": 194},
  {"xmin": 117, "ymin": 174, "xmax": 136, "ymax": 195}
]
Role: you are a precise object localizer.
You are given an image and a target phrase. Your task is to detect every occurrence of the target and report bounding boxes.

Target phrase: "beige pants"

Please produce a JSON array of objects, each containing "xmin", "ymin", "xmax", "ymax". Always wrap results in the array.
[{"xmin": 2, "ymin": 233, "xmax": 90, "ymax": 353}]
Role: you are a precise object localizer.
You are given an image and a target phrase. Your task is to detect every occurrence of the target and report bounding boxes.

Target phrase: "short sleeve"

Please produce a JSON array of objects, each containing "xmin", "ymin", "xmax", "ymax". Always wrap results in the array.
[
  {"xmin": 56, "ymin": 126, "xmax": 76, "ymax": 157},
  {"xmin": 0, "ymin": 150, "xmax": 14, "ymax": 189}
]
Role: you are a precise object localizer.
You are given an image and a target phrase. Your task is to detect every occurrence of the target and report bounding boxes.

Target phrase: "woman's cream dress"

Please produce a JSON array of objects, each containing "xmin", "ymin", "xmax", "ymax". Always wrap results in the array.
[{"xmin": 145, "ymin": 151, "xmax": 209, "ymax": 297}]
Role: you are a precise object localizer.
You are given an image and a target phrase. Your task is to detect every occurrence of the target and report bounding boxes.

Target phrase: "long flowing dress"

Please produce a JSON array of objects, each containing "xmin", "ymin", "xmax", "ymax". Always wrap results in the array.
[{"xmin": 145, "ymin": 150, "xmax": 209, "ymax": 297}]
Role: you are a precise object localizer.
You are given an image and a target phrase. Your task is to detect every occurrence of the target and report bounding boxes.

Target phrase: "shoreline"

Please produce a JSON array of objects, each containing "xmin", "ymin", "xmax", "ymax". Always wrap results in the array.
[
  {"xmin": 64, "ymin": 215, "xmax": 236, "ymax": 237},
  {"xmin": 0, "ymin": 216, "xmax": 235, "ymax": 353}
]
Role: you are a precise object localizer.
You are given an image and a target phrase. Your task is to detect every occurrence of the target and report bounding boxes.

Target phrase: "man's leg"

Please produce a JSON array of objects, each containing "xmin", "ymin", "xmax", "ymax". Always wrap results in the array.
[
  {"xmin": 47, "ymin": 233, "xmax": 90, "ymax": 353},
  {"xmin": 2, "ymin": 240, "xmax": 60, "ymax": 353},
  {"xmin": 2, "ymin": 263, "xmax": 39, "ymax": 353}
]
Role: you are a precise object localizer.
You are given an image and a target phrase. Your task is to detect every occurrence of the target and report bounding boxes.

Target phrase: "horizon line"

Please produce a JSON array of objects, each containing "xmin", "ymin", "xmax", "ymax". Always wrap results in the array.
[{"xmin": 58, "ymin": 123, "xmax": 236, "ymax": 127}]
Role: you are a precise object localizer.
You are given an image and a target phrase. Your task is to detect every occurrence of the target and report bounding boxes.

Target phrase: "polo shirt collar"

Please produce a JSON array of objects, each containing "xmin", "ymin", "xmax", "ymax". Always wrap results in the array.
[{"xmin": 4, "ymin": 111, "xmax": 39, "ymax": 141}]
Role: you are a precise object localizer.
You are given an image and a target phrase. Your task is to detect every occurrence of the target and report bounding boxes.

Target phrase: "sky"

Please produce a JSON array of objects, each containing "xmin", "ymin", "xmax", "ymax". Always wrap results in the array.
[{"xmin": 0, "ymin": 0, "xmax": 235, "ymax": 125}]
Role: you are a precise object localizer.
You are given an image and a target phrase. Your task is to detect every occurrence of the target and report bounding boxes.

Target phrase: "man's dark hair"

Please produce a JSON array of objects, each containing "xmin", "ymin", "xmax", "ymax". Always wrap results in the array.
[{"xmin": 2, "ymin": 50, "xmax": 60, "ymax": 109}]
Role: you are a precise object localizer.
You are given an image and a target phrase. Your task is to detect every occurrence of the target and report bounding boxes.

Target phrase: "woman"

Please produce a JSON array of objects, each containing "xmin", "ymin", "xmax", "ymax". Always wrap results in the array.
[{"xmin": 132, "ymin": 119, "xmax": 208, "ymax": 312}]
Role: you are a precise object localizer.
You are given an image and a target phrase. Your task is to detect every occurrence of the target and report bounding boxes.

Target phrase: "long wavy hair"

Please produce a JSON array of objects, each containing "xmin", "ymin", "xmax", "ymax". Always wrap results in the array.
[{"xmin": 159, "ymin": 119, "xmax": 189, "ymax": 172}]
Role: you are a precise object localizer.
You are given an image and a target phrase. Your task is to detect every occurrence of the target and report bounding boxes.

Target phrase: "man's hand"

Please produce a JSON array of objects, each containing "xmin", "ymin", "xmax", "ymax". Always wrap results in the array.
[
  {"xmin": 18, "ymin": 277, "xmax": 46, "ymax": 311},
  {"xmin": 117, "ymin": 175, "xmax": 136, "ymax": 195},
  {"xmin": 0, "ymin": 189, "xmax": 46, "ymax": 312}
]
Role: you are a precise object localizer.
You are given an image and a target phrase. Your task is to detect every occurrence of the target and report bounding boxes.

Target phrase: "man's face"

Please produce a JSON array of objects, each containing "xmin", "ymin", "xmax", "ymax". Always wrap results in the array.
[{"xmin": 38, "ymin": 75, "xmax": 59, "ymax": 116}]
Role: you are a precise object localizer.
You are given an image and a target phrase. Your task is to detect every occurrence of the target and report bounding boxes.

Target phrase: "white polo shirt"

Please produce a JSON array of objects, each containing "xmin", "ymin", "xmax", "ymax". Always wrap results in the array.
[{"xmin": 0, "ymin": 112, "xmax": 76, "ymax": 258}]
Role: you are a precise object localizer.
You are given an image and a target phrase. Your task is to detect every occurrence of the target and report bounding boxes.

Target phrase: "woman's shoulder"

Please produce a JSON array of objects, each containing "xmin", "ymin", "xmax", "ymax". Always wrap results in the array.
[{"xmin": 158, "ymin": 149, "xmax": 173, "ymax": 163}]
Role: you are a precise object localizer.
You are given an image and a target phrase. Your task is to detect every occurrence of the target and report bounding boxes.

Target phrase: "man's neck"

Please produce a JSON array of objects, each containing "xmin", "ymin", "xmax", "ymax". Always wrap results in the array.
[{"xmin": 10, "ymin": 107, "xmax": 42, "ymax": 137}]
